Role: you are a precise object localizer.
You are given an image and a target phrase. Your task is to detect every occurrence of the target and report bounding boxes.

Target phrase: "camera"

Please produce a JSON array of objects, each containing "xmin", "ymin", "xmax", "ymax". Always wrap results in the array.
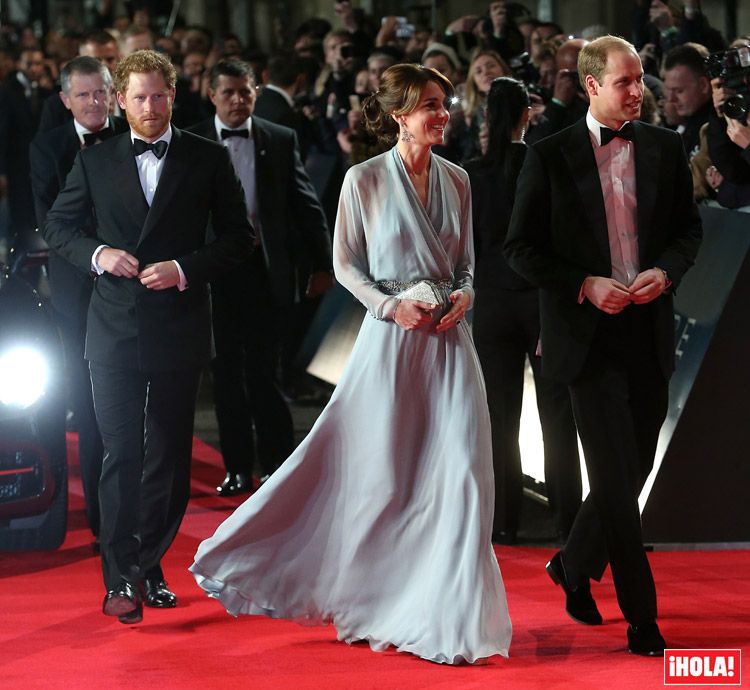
[
  {"xmin": 509, "ymin": 52, "xmax": 549, "ymax": 101},
  {"xmin": 705, "ymin": 47, "xmax": 750, "ymax": 123},
  {"xmin": 340, "ymin": 44, "xmax": 355, "ymax": 59}
]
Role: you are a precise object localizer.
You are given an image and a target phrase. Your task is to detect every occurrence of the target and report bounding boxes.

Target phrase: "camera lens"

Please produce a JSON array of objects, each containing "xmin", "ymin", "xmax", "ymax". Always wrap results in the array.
[{"xmin": 723, "ymin": 94, "xmax": 749, "ymax": 123}]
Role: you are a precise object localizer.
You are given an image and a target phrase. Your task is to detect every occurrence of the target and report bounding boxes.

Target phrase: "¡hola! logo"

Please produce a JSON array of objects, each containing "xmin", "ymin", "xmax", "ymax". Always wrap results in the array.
[{"xmin": 664, "ymin": 649, "xmax": 741, "ymax": 686}]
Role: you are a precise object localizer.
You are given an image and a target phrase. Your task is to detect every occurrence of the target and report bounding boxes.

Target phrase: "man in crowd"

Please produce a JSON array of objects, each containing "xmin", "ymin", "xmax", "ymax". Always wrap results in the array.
[
  {"xmin": 189, "ymin": 59, "xmax": 331, "ymax": 496},
  {"xmin": 30, "ymin": 56, "xmax": 129, "ymax": 546}
]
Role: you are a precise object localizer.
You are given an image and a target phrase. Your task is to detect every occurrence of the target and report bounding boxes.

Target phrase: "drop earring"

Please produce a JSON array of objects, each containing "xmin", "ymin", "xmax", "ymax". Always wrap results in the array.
[{"xmin": 400, "ymin": 120, "xmax": 414, "ymax": 143}]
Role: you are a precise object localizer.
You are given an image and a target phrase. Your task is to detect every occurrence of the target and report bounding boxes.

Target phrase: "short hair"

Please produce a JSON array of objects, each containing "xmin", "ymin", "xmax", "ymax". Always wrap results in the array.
[
  {"xmin": 208, "ymin": 59, "xmax": 255, "ymax": 90},
  {"xmin": 80, "ymin": 30, "xmax": 117, "ymax": 47},
  {"xmin": 361, "ymin": 63, "xmax": 454, "ymax": 144},
  {"xmin": 267, "ymin": 52, "xmax": 303, "ymax": 87},
  {"xmin": 114, "ymin": 49, "xmax": 176, "ymax": 94},
  {"xmin": 577, "ymin": 35, "xmax": 638, "ymax": 88},
  {"xmin": 663, "ymin": 43, "xmax": 709, "ymax": 76},
  {"xmin": 61, "ymin": 56, "xmax": 112, "ymax": 94}
]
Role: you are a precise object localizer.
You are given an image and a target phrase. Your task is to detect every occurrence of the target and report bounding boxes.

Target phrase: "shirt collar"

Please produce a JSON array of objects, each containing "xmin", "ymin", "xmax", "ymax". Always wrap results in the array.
[
  {"xmin": 74, "ymin": 117, "xmax": 110, "ymax": 145},
  {"xmin": 214, "ymin": 115, "xmax": 253, "ymax": 141},
  {"xmin": 262, "ymin": 84, "xmax": 295, "ymax": 109},
  {"xmin": 130, "ymin": 125, "xmax": 172, "ymax": 147},
  {"xmin": 586, "ymin": 110, "xmax": 633, "ymax": 147}
]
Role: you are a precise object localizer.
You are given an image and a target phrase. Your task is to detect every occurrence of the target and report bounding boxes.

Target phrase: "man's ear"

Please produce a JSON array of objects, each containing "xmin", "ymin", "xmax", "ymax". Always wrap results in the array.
[
  {"xmin": 59, "ymin": 90, "xmax": 72, "ymax": 112},
  {"xmin": 116, "ymin": 90, "xmax": 126, "ymax": 110},
  {"xmin": 584, "ymin": 74, "xmax": 599, "ymax": 99}
]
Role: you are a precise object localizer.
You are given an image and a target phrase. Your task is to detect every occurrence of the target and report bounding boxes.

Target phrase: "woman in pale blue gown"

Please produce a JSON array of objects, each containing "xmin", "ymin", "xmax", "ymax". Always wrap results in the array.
[{"xmin": 190, "ymin": 64, "xmax": 512, "ymax": 665}]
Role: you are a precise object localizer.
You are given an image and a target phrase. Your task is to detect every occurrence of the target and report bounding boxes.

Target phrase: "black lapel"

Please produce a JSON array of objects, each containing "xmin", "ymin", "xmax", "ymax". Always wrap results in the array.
[
  {"xmin": 111, "ymin": 132, "xmax": 150, "ymax": 232},
  {"xmin": 252, "ymin": 119, "xmax": 270, "ymax": 224},
  {"xmin": 137, "ymin": 126, "xmax": 188, "ymax": 246},
  {"xmin": 633, "ymin": 121, "xmax": 660, "ymax": 253},
  {"xmin": 60, "ymin": 120, "xmax": 82, "ymax": 179},
  {"xmin": 561, "ymin": 119, "xmax": 611, "ymax": 265}
]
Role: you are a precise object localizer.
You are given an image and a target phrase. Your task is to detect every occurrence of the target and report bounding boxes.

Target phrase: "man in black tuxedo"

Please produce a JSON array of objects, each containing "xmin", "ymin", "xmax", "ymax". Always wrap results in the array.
[
  {"xmin": 44, "ymin": 50, "xmax": 253, "ymax": 624},
  {"xmin": 0, "ymin": 48, "xmax": 53, "ymax": 239},
  {"xmin": 189, "ymin": 59, "xmax": 331, "ymax": 497},
  {"xmin": 30, "ymin": 56, "xmax": 129, "ymax": 545},
  {"xmin": 505, "ymin": 36, "xmax": 702, "ymax": 655},
  {"xmin": 254, "ymin": 52, "xmax": 313, "ymax": 160}
]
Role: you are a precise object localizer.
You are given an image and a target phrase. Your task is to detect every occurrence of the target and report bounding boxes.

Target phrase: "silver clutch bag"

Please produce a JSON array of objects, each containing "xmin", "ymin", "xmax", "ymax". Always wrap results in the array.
[{"xmin": 396, "ymin": 280, "xmax": 443, "ymax": 305}]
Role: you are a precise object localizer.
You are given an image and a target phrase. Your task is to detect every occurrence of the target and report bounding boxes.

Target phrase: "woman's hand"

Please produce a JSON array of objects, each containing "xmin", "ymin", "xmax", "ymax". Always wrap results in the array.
[
  {"xmin": 436, "ymin": 290, "xmax": 470, "ymax": 333},
  {"xmin": 394, "ymin": 299, "xmax": 437, "ymax": 330}
]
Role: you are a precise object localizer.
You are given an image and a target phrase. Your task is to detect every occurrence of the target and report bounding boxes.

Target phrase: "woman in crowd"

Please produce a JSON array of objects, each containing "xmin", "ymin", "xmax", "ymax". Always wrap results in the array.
[
  {"xmin": 191, "ymin": 63, "xmax": 511, "ymax": 665},
  {"xmin": 448, "ymin": 48, "xmax": 510, "ymax": 162},
  {"xmin": 465, "ymin": 77, "xmax": 581, "ymax": 545}
]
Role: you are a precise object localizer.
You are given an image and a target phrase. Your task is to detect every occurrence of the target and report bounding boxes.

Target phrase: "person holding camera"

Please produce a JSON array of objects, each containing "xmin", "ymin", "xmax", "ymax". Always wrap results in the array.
[{"xmin": 705, "ymin": 39, "xmax": 750, "ymax": 209}]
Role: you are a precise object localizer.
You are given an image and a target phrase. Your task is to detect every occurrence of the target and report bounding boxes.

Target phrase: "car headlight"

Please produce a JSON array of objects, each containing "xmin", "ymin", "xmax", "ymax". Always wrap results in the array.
[{"xmin": 0, "ymin": 346, "xmax": 50, "ymax": 408}]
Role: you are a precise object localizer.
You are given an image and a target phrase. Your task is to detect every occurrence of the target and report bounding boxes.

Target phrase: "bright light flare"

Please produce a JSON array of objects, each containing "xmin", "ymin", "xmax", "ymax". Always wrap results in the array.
[{"xmin": 0, "ymin": 346, "xmax": 50, "ymax": 408}]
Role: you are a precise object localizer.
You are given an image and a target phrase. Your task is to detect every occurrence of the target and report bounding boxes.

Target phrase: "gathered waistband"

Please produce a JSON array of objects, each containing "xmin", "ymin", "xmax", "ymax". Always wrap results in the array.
[{"xmin": 375, "ymin": 278, "xmax": 454, "ymax": 295}]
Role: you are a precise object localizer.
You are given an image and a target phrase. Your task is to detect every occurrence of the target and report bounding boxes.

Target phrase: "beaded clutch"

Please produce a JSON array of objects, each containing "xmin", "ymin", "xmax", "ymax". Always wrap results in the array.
[{"xmin": 395, "ymin": 280, "xmax": 443, "ymax": 305}]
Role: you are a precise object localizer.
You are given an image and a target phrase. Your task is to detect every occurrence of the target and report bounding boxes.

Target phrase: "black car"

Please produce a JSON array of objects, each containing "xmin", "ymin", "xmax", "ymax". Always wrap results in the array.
[{"xmin": 0, "ymin": 232, "xmax": 67, "ymax": 550}]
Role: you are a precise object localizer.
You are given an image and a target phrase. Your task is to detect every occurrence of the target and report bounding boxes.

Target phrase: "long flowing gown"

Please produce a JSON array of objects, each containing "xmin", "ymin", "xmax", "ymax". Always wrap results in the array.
[{"xmin": 190, "ymin": 146, "xmax": 512, "ymax": 664}]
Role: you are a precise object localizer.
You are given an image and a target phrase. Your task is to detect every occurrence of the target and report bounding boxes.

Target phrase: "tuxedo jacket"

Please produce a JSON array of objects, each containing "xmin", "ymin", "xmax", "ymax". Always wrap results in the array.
[
  {"xmin": 30, "ymin": 116, "xmax": 130, "ymax": 317},
  {"xmin": 188, "ymin": 116, "xmax": 330, "ymax": 307},
  {"xmin": 505, "ymin": 119, "xmax": 703, "ymax": 384},
  {"xmin": 254, "ymin": 88, "xmax": 312, "ymax": 160},
  {"xmin": 43, "ymin": 126, "xmax": 254, "ymax": 371}
]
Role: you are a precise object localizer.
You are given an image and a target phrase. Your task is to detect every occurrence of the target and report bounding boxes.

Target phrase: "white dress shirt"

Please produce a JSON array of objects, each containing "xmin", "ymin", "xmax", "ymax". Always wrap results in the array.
[
  {"xmin": 214, "ymin": 115, "xmax": 260, "ymax": 243},
  {"xmin": 586, "ymin": 110, "xmax": 640, "ymax": 287},
  {"xmin": 92, "ymin": 126, "xmax": 187, "ymax": 289},
  {"xmin": 74, "ymin": 117, "xmax": 111, "ymax": 148}
]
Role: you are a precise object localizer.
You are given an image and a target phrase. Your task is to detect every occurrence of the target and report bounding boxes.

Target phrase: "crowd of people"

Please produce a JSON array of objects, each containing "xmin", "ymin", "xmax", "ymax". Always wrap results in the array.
[{"xmin": 0, "ymin": 0, "xmax": 742, "ymax": 667}]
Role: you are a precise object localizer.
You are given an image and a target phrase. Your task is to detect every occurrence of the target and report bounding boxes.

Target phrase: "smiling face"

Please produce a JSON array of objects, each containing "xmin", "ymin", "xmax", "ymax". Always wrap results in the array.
[
  {"xmin": 61, "ymin": 71, "xmax": 111, "ymax": 132},
  {"xmin": 117, "ymin": 70, "xmax": 174, "ymax": 141},
  {"xmin": 585, "ymin": 49, "xmax": 644, "ymax": 129},
  {"xmin": 396, "ymin": 80, "xmax": 450, "ymax": 146}
]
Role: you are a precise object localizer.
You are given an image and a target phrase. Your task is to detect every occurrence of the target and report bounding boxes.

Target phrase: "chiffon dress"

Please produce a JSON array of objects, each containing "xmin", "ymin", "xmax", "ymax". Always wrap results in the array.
[{"xmin": 190, "ymin": 146, "xmax": 512, "ymax": 664}]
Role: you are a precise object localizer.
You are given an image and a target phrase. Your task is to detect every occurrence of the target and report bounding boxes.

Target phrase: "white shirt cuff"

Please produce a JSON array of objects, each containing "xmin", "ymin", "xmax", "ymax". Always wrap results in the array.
[
  {"xmin": 173, "ymin": 260, "xmax": 188, "ymax": 291},
  {"xmin": 91, "ymin": 245, "xmax": 108, "ymax": 274}
]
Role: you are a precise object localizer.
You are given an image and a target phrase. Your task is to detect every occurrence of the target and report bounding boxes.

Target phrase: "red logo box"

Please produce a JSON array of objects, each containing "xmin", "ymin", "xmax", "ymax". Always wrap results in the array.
[{"xmin": 664, "ymin": 649, "xmax": 741, "ymax": 686}]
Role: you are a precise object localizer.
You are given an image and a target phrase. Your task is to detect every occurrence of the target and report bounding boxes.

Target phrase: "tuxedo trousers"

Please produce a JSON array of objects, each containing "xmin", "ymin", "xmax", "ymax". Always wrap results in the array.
[
  {"xmin": 55, "ymin": 301, "xmax": 102, "ymax": 537},
  {"xmin": 473, "ymin": 287, "xmax": 581, "ymax": 539},
  {"xmin": 210, "ymin": 251, "xmax": 294, "ymax": 477},
  {"xmin": 563, "ymin": 304, "xmax": 667, "ymax": 625},
  {"xmin": 89, "ymin": 362, "xmax": 201, "ymax": 590}
]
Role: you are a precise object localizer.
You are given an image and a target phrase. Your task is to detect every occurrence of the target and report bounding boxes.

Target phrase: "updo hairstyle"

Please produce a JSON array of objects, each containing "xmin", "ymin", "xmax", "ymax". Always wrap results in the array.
[{"xmin": 361, "ymin": 63, "xmax": 454, "ymax": 144}]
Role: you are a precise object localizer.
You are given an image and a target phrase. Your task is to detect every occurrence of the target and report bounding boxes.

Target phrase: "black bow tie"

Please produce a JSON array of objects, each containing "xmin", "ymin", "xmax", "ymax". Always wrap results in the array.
[
  {"xmin": 133, "ymin": 138, "xmax": 168, "ymax": 159},
  {"xmin": 600, "ymin": 122, "xmax": 635, "ymax": 146},
  {"xmin": 82, "ymin": 127, "xmax": 114, "ymax": 147},
  {"xmin": 221, "ymin": 128, "xmax": 249, "ymax": 139}
]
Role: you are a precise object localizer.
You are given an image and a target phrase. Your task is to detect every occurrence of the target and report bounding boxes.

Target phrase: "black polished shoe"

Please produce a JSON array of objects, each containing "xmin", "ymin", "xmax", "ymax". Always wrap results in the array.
[
  {"xmin": 216, "ymin": 472, "xmax": 251, "ymax": 497},
  {"xmin": 144, "ymin": 578, "xmax": 177, "ymax": 608},
  {"xmin": 103, "ymin": 581, "xmax": 142, "ymax": 624},
  {"xmin": 627, "ymin": 622, "xmax": 666, "ymax": 656},
  {"xmin": 546, "ymin": 551, "xmax": 603, "ymax": 626}
]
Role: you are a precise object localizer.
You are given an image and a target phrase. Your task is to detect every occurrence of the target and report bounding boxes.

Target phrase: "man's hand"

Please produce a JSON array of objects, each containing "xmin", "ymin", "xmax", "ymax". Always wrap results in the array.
[
  {"xmin": 726, "ymin": 117, "xmax": 750, "ymax": 150},
  {"xmin": 139, "ymin": 261, "xmax": 180, "ymax": 290},
  {"xmin": 98, "ymin": 247, "xmax": 139, "ymax": 278},
  {"xmin": 445, "ymin": 15, "xmax": 480, "ymax": 34},
  {"xmin": 436, "ymin": 290, "xmax": 470, "ymax": 333},
  {"xmin": 711, "ymin": 77, "xmax": 734, "ymax": 117},
  {"xmin": 629, "ymin": 268, "xmax": 667, "ymax": 305},
  {"xmin": 553, "ymin": 69, "xmax": 579, "ymax": 107},
  {"xmin": 705, "ymin": 164, "xmax": 724, "ymax": 191},
  {"xmin": 394, "ymin": 299, "xmax": 437, "ymax": 330},
  {"xmin": 306, "ymin": 270, "xmax": 333, "ymax": 299},
  {"xmin": 649, "ymin": 0, "xmax": 674, "ymax": 30},
  {"xmin": 582, "ymin": 276, "xmax": 631, "ymax": 314}
]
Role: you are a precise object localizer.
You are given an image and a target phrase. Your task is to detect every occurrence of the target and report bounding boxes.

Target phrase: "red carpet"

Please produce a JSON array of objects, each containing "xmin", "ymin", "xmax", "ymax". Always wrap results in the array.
[{"xmin": 1, "ymin": 434, "xmax": 748, "ymax": 689}]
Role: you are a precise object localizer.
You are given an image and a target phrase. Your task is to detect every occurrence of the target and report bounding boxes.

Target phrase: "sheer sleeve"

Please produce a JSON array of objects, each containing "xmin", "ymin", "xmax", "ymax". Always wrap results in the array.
[
  {"xmin": 453, "ymin": 168, "xmax": 476, "ymax": 308},
  {"xmin": 333, "ymin": 167, "xmax": 399, "ymax": 321}
]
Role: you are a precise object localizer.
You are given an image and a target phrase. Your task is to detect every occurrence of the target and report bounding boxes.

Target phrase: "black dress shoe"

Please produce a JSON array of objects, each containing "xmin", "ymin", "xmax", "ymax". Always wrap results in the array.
[
  {"xmin": 144, "ymin": 578, "xmax": 177, "ymax": 608},
  {"xmin": 546, "ymin": 551, "xmax": 603, "ymax": 626},
  {"xmin": 627, "ymin": 622, "xmax": 666, "ymax": 656},
  {"xmin": 216, "ymin": 472, "xmax": 251, "ymax": 497},
  {"xmin": 103, "ymin": 581, "xmax": 142, "ymax": 624}
]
